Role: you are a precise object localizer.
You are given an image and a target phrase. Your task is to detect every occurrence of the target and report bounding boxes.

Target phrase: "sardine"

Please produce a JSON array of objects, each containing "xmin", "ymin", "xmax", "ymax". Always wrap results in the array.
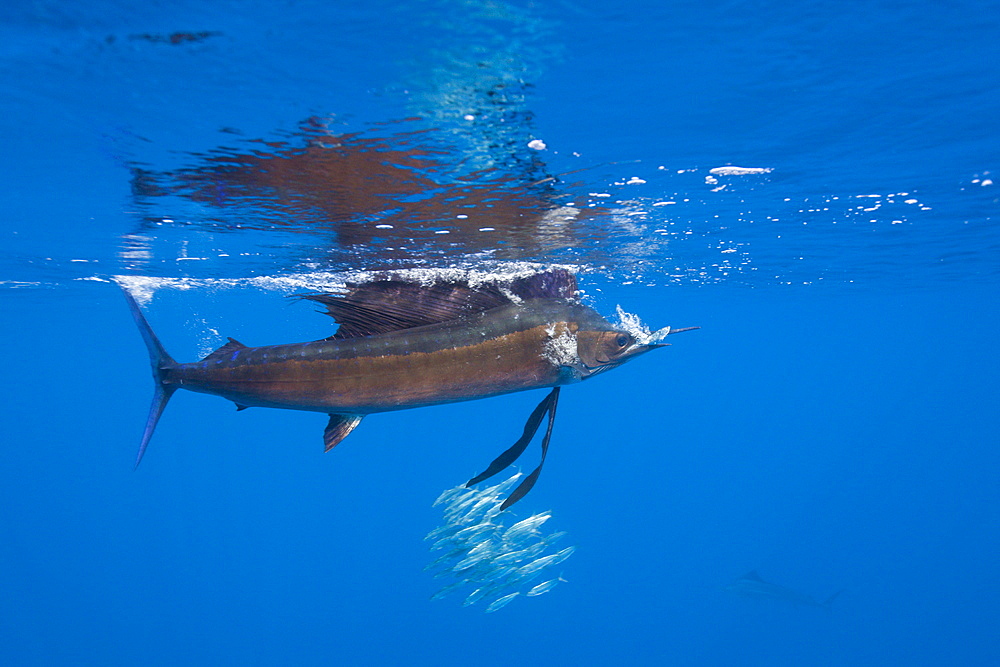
[
  {"xmin": 484, "ymin": 592, "xmax": 521, "ymax": 613},
  {"xmin": 526, "ymin": 577, "xmax": 566, "ymax": 597}
]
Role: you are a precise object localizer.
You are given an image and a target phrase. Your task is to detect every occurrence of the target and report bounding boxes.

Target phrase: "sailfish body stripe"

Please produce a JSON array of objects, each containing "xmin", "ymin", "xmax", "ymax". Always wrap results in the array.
[
  {"xmin": 163, "ymin": 301, "xmax": 599, "ymax": 414},
  {"xmin": 122, "ymin": 268, "xmax": 693, "ymax": 507}
]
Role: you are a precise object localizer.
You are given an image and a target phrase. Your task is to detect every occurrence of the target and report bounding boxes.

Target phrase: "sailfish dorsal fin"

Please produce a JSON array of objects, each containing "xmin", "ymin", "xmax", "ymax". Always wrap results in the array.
[{"xmin": 296, "ymin": 268, "xmax": 578, "ymax": 340}]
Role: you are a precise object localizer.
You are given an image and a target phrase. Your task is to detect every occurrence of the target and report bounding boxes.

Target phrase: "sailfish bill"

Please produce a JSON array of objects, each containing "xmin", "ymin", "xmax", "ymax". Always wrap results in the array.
[{"xmin": 122, "ymin": 268, "xmax": 695, "ymax": 508}]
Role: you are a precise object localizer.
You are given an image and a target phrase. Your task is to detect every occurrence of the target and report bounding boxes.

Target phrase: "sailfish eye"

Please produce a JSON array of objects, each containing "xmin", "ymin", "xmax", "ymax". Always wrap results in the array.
[{"xmin": 615, "ymin": 333, "xmax": 630, "ymax": 347}]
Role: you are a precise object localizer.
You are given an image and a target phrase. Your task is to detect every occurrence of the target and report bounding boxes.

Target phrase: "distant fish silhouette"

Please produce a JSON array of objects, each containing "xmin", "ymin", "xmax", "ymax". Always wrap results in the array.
[
  {"xmin": 123, "ymin": 268, "xmax": 697, "ymax": 508},
  {"xmin": 726, "ymin": 570, "xmax": 844, "ymax": 610}
]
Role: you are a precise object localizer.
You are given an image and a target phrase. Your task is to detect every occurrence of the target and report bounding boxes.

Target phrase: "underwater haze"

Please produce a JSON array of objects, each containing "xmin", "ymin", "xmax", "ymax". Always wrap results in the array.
[{"xmin": 1, "ymin": 1, "xmax": 998, "ymax": 665}]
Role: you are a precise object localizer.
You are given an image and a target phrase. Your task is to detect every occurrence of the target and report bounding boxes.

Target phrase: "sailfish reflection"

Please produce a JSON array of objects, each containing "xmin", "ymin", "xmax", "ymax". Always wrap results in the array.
[
  {"xmin": 122, "ymin": 119, "xmax": 680, "ymax": 509},
  {"xmin": 129, "ymin": 118, "xmax": 603, "ymax": 265}
]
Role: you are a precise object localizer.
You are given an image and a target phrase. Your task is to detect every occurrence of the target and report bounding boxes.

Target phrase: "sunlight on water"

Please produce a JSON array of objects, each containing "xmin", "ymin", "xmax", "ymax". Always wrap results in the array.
[
  {"xmin": 13, "ymin": 117, "xmax": 994, "ymax": 293},
  {"xmin": 4, "ymin": 109, "xmax": 996, "ymax": 292}
]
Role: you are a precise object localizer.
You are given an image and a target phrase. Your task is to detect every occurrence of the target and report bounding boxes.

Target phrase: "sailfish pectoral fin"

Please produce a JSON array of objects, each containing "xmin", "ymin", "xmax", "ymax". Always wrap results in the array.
[
  {"xmin": 500, "ymin": 387, "xmax": 559, "ymax": 511},
  {"xmin": 465, "ymin": 387, "xmax": 561, "ymax": 510},
  {"xmin": 324, "ymin": 414, "xmax": 364, "ymax": 451},
  {"xmin": 466, "ymin": 388, "xmax": 557, "ymax": 487}
]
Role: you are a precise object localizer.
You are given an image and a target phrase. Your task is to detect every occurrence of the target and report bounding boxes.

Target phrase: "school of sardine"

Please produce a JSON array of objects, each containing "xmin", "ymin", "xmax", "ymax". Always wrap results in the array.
[{"xmin": 427, "ymin": 471, "xmax": 575, "ymax": 612}]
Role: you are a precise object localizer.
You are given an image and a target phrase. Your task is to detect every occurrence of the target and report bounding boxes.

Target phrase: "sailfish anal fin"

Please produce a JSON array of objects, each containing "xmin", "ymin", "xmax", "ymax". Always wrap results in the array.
[{"xmin": 324, "ymin": 414, "xmax": 364, "ymax": 451}]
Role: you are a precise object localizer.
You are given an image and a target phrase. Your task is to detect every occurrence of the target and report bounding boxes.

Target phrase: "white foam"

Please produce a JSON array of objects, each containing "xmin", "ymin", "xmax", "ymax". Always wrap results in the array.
[
  {"xmin": 542, "ymin": 323, "xmax": 581, "ymax": 368},
  {"xmin": 538, "ymin": 206, "xmax": 580, "ymax": 226},
  {"xmin": 615, "ymin": 305, "xmax": 671, "ymax": 344},
  {"xmin": 708, "ymin": 166, "xmax": 773, "ymax": 176},
  {"xmin": 112, "ymin": 262, "xmax": 580, "ymax": 305},
  {"xmin": 0, "ymin": 280, "xmax": 44, "ymax": 289}
]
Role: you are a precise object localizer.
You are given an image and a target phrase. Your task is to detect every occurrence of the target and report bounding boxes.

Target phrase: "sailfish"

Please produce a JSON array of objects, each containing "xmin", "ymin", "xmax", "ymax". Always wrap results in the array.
[
  {"xmin": 726, "ymin": 570, "xmax": 845, "ymax": 610},
  {"xmin": 123, "ymin": 268, "xmax": 695, "ymax": 507}
]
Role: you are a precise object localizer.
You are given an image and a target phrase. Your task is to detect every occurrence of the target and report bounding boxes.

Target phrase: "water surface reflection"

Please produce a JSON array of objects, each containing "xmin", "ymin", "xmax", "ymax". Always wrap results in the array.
[{"xmin": 127, "ymin": 117, "xmax": 610, "ymax": 273}]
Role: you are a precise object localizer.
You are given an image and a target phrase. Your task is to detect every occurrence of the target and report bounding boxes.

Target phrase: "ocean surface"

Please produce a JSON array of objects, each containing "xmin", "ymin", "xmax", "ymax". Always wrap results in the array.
[{"xmin": 1, "ymin": 1, "xmax": 997, "ymax": 665}]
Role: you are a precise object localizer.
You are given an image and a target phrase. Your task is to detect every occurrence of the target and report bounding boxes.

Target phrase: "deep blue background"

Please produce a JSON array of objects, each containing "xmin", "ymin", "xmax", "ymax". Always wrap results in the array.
[{"xmin": 1, "ymin": 1, "xmax": 998, "ymax": 665}]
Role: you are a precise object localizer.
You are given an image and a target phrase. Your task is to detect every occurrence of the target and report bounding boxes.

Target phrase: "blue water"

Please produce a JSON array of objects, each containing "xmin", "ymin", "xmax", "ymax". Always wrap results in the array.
[{"xmin": 1, "ymin": 1, "xmax": 997, "ymax": 665}]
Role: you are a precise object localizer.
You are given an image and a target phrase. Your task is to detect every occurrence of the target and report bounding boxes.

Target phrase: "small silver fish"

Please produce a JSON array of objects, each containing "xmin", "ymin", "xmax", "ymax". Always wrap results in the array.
[
  {"xmin": 491, "ymin": 547, "xmax": 531, "ymax": 567},
  {"xmin": 481, "ymin": 472, "xmax": 524, "ymax": 498},
  {"xmin": 430, "ymin": 580, "xmax": 466, "ymax": 600},
  {"xmin": 526, "ymin": 577, "xmax": 566, "ymax": 597},
  {"xmin": 424, "ymin": 522, "xmax": 462, "ymax": 542},
  {"xmin": 451, "ymin": 523, "xmax": 496, "ymax": 544},
  {"xmin": 432, "ymin": 486, "xmax": 469, "ymax": 508},
  {"xmin": 453, "ymin": 551, "xmax": 492, "ymax": 572},
  {"xmin": 504, "ymin": 513, "xmax": 552, "ymax": 538},
  {"xmin": 444, "ymin": 495, "xmax": 481, "ymax": 520},
  {"xmin": 542, "ymin": 530, "xmax": 567, "ymax": 546},
  {"xmin": 484, "ymin": 591, "xmax": 521, "ymax": 613},
  {"xmin": 515, "ymin": 546, "xmax": 576, "ymax": 579},
  {"xmin": 423, "ymin": 545, "xmax": 469, "ymax": 571},
  {"xmin": 467, "ymin": 538, "xmax": 496, "ymax": 557},
  {"xmin": 457, "ymin": 495, "xmax": 502, "ymax": 523},
  {"xmin": 478, "ymin": 564, "xmax": 517, "ymax": 585},
  {"xmin": 430, "ymin": 533, "xmax": 465, "ymax": 552},
  {"xmin": 463, "ymin": 585, "xmax": 498, "ymax": 607}
]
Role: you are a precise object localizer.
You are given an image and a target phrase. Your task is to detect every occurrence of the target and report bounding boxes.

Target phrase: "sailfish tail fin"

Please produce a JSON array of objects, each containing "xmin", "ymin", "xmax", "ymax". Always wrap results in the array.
[{"xmin": 121, "ymin": 286, "xmax": 177, "ymax": 469}]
